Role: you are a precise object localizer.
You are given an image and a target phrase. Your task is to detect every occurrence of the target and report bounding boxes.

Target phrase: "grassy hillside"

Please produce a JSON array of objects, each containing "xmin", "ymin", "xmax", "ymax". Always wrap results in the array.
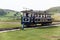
[
  {"xmin": 47, "ymin": 7, "xmax": 60, "ymax": 13},
  {"xmin": 0, "ymin": 9, "xmax": 21, "ymax": 22},
  {"xmin": 46, "ymin": 6, "xmax": 60, "ymax": 21},
  {"xmin": 46, "ymin": 6, "xmax": 60, "ymax": 14},
  {"xmin": 0, "ymin": 22, "xmax": 21, "ymax": 28}
]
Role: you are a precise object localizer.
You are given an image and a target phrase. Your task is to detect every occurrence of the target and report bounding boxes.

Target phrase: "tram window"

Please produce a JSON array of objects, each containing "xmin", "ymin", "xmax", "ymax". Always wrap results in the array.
[
  {"xmin": 44, "ymin": 15, "xmax": 45, "ymax": 17},
  {"xmin": 46, "ymin": 15, "xmax": 51, "ymax": 18},
  {"xmin": 39, "ymin": 15, "xmax": 40, "ymax": 17},
  {"xmin": 23, "ymin": 13, "xmax": 26, "ymax": 16},
  {"xmin": 28, "ymin": 14, "xmax": 31, "ymax": 17},
  {"xmin": 41, "ymin": 15, "xmax": 42, "ymax": 18},
  {"xmin": 39, "ymin": 14, "xmax": 41, "ymax": 17},
  {"xmin": 38, "ymin": 15, "xmax": 39, "ymax": 17},
  {"xmin": 31, "ymin": 14, "xmax": 34, "ymax": 17},
  {"xmin": 42, "ymin": 15, "xmax": 45, "ymax": 17},
  {"xmin": 26, "ymin": 13, "xmax": 29, "ymax": 17},
  {"xmin": 46, "ymin": 15, "xmax": 47, "ymax": 17},
  {"xmin": 35, "ymin": 15, "xmax": 38, "ymax": 17},
  {"xmin": 47, "ymin": 15, "xmax": 51, "ymax": 17}
]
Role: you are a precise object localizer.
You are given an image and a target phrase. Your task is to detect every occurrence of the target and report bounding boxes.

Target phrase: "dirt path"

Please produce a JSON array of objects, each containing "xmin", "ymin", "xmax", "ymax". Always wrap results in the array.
[
  {"xmin": 0, "ymin": 29, "xmax": 20, "ymax": 33},
  {"xmin": 0, "ymin": 27, "xmax": 20, "ymax": 33},
  {"xmin": 52, "ymin": 22, "xmax": 60, "ymax": 26}
]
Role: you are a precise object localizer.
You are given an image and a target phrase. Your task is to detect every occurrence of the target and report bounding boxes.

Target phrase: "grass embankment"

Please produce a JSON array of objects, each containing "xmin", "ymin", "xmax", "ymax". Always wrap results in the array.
[
  {"xmin": 0, "ymin": 16, "xmax": 21, "ymax": 22},
  {"xmin": 0, "ymin": 22, "xmax": 21, "ymax": 28},
  {"xmin": 0, "ymin": 11, "xmax": 21, "ymax": 22},
  {"xmin": 0, "ymin": 26, "xmax": 60, "ymax": 40}
]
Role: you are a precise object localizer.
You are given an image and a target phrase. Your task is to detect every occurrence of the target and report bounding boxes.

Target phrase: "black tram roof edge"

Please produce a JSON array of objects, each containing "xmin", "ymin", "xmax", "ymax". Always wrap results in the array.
[{"xmin": 21, "ymin": 10, "xmax": 51, "ymax": 15}]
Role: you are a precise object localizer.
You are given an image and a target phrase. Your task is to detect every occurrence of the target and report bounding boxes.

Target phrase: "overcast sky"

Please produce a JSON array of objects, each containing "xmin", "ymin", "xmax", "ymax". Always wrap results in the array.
[{"xmin": 0, "ymin": 0, "xmax": 60, "ymax": 11}]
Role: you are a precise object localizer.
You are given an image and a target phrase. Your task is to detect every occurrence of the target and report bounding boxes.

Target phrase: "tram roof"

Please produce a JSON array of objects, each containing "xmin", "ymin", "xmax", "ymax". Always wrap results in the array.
[{"xmin": 21, "ymin": 10, "xmax": 51, "ymax": 15}]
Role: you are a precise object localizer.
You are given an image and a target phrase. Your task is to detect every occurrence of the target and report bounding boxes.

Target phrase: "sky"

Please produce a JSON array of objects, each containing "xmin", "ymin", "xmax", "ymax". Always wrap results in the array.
[{"xmin": 0, "ymin": 0, "xmax": 60, "ymax": 11}]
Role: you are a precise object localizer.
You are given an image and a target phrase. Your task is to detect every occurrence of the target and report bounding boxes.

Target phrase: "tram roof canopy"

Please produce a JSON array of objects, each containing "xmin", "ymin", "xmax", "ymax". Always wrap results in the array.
[{"xmin": 21, "ymin": 10, "xmax": 51, "ymax": 15}]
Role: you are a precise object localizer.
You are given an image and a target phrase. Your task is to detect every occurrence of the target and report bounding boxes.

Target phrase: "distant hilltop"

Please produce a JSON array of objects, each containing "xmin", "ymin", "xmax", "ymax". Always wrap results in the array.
[
  {"xmin": 0, "ymin": 9, "xmax": 20, "ymax": 16},
  {"xmin": 46, "ymin": 6, "xmax": 60, "ymax": 13}
]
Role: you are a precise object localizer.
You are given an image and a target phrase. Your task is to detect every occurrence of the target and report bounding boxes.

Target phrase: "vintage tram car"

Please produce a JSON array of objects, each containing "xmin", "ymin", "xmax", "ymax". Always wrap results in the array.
[{"xmin": 21, "ymin": 10, "xmax": 52, "ymax": 29}]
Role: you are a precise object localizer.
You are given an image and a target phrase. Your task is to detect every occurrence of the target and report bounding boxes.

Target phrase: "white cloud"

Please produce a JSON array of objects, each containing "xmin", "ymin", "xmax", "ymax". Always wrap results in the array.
[{"xmin": 0, "ymin": 0, "xmax": 60, "ymax": 11}]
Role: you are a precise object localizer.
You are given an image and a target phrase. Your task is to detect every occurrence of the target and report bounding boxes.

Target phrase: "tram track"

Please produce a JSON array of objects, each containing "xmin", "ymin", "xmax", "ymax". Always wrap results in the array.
[{"xmin": 0, "ymin": 22, "xmax": 60, "ymax": 33}]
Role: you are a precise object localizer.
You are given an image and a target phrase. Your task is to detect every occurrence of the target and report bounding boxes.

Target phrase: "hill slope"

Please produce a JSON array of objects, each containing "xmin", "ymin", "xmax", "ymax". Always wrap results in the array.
[
  {"xmin": 0, "ymin": 9, "xmax": 21, "ymax": 22},
  {"xmin": 46, "ymin": 6, "xmax": 60, "ymax": 13},
  {"xmin": 0, "ymin": 9, "xmax": 21, "ymax": 16},
  {"xmin": 46, "ymin": 7, "xmax": 60, "ymax": 21}
]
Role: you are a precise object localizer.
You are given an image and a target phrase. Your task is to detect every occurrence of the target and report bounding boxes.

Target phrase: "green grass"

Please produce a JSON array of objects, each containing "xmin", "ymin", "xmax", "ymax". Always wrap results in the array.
[
  {"xmin": 0, "ymin": 11, "xmax": 21, "ymax": 22},
  {"xmin": 5, "ymin": 12, "xmax": 16, "ymax": 16},
  {"xmin": 0, "ymin": 22, "xmax": 21, "ymax": 28},
  {"xmin": 0, "ymin": 26, "xmax": 60, "ymax": 40},
  {"xmin": 0, "ymin": 16, "xmax": 21, "ymax": 22}
]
